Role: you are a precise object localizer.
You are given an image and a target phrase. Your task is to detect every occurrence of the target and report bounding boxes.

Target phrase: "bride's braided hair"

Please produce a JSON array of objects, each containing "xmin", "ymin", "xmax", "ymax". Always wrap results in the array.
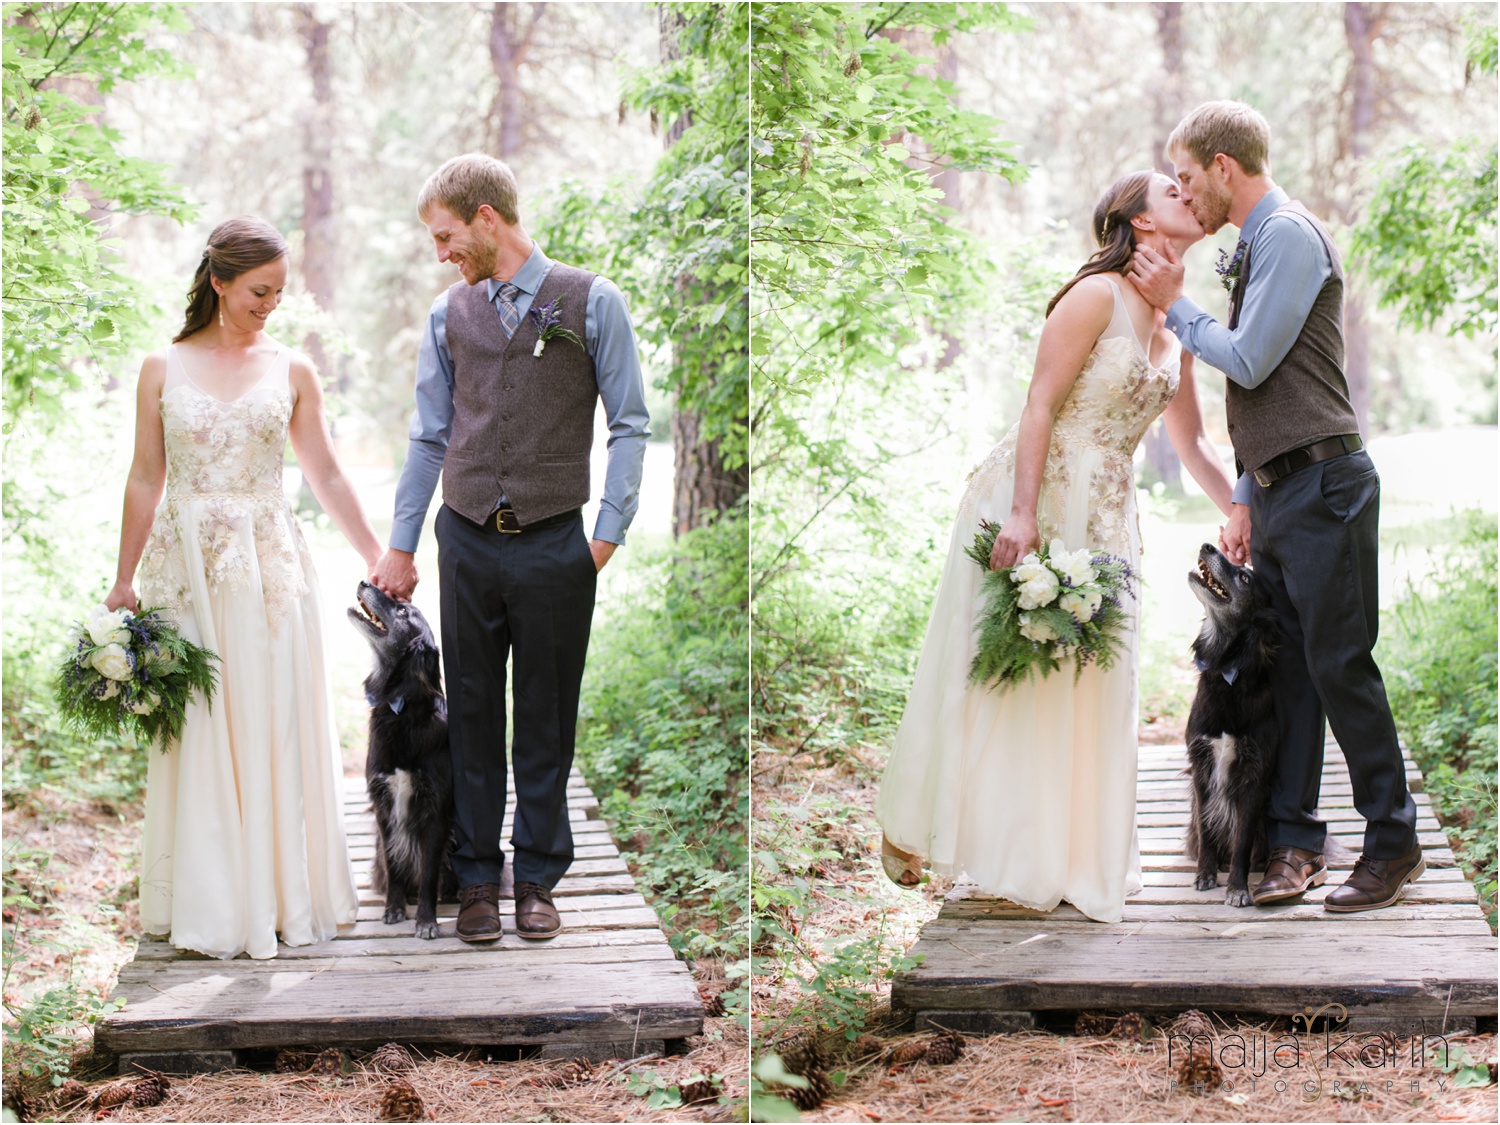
[
  {"xmin": 174, "ymin": 216, "xmax": 288, "ymax": 342},
  {"xmin": 1045, "ymin": 170, "xmax": 1155, "ymax": 317}
]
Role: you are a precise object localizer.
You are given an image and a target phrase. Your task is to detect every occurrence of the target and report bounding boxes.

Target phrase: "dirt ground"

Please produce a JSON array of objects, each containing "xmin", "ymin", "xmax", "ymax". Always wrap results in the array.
[
  {"xmin": 749, "ymin": 728, "xmax": 1498, "ymax": 1125},
  {"xmin": 1, "ymin": 792, "xmax": 747, "ymax": 1122}
]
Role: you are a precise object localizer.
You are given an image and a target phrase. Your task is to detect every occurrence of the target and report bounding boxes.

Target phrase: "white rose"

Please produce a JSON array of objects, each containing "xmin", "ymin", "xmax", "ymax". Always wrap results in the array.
[
  {"xmin": 1059, "ymin": 589, "xmax": 1104, "ymax": 624},
  {"xmin": 86, "ymin": 606, "xmax": 132, "ymax": 647},
  {"xmin": 1014, "ymin": 566, "xmax": 1060, "ymax": 610},
  {"xmin": 1048, "ymin": 542, "xmax": 1097, "ymax": 588},
  {"xmin": 1018, "ymin": 612, "xmax": 1058, "ymax": 644},
  {"xmin": 91, "ymin": 644, "xmax": 133, "ymax": 681}
]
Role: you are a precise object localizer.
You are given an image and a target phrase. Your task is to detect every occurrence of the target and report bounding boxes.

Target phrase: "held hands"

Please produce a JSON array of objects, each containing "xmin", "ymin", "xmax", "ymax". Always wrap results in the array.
[
  {"xmin": 1219, "ymin": 504, "xmax": 1251, "ymax": 565},
  {"xmin": 989, "ymin": 512, "xmax": 1040, "ymax": 571},
  {"xmin": 371, "ymin": 548, "xmax": 419, "ymax": 601},
  {"xmin": 1128, "ymin": 244, "xmax": 1186, "ymax": 311}
]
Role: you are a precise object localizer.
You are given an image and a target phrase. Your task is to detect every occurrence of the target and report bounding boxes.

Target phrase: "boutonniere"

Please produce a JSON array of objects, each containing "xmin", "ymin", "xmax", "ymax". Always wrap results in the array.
[
  {"xmin": 529, "ymin": 297, "xmax": 585, "ymax": 357},
  {"xmin": 1215, "ymin": 242, "xmax": 1246, "ymax": 293}
]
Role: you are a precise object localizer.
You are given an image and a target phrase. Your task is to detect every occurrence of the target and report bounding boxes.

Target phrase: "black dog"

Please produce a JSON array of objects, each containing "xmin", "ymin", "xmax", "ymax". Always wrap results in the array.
[
  {"xmin": 1183, "ymin": 544, "xmax": 1280, "ymax": 907},
  {"xmin": 349, "ymin": 581, "xmax": 457, "ymax": 939}
]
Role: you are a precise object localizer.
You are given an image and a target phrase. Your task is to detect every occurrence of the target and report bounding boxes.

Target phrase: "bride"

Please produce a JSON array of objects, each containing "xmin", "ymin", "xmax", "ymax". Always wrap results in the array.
[
  {"xmin": 105, "ymin": 216, "xmax": 381, "ymax": 959},
  {"xmin": 875, "ymin": 171, "xmax": 1237, "ymax": 923}
]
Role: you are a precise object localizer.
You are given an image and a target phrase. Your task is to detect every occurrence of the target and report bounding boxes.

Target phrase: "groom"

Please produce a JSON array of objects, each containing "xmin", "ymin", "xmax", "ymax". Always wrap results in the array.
[
  {"xmin": 372, "ymin": 153, "xmax": 649, "ymax": 940},
  {"xmin": 1130, "ymin": 101, "xmax": 1423, "ymax": 912}
]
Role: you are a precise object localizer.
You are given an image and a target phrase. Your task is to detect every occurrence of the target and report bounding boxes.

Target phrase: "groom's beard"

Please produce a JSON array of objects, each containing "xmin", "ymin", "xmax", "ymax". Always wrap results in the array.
[
  {"xmin": 453, "ymin": 239, "xmax": 499, "ymax": 285},
  {"xmin": 1193, "ymin": 181, "xmax": 1233, "ymax": 235}
]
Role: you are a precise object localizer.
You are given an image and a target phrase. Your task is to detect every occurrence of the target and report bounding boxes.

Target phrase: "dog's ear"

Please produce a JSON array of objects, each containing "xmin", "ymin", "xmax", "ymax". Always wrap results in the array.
[{"xmin": 403, "ymin": 638, "xmax": 442, "ymax": 695}]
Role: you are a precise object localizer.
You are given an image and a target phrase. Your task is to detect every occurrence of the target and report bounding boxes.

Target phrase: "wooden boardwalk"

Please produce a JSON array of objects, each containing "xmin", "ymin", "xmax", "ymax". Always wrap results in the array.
[
  {"xmin": 893, "ymin": 736, "xmax": 1497, "ymax": 1035},
  {"xmin": 99, "ymin": 769, "xmax": 703, "ymax": 1071}
]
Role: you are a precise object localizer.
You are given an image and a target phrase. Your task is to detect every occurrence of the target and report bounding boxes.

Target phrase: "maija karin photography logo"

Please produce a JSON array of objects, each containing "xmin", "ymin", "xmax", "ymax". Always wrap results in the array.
[{"xmin": 1165, "ymin": 1003, "xmax": 1490, "ymax": 1101}]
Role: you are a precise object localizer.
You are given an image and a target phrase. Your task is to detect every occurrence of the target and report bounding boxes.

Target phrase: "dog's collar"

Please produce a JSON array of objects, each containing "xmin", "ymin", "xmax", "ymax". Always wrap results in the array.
[
  {"xmin": 365, "ymin": 690, "xmax": 405, "ymax": 715},
  {"xmin": 1194, "ymin": 656, "xmax": 1239, "ymax": 686}
]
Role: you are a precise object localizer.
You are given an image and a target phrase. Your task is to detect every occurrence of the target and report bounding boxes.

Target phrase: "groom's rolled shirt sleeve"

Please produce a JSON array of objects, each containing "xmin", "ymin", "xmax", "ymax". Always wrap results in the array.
[
  {"xmin": 1163, "ymin": 216, "xmax": 1331, "ymax": 392},
  {"xmin": 586, "ymin": 277, "xmax": 650, "ymax": 546},
  {"xmin": 389, "ymin": 294, "xmax": 454, "ymax": 554}
]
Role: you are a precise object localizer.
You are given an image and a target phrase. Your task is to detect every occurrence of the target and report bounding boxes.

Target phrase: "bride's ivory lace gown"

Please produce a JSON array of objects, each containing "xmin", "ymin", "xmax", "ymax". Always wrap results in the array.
[
  {"xmin": 136, "ymin": 344, "xmax": 358, "ymax": 959},
  {"xmin": 875, "ymin": 278, "xmax": 1181, "ymax": 923}
]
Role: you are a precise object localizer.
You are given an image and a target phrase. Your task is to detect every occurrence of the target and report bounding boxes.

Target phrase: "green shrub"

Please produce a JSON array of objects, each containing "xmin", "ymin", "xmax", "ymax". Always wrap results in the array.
[{"xmin": 1378, "ymin": 509, "xmax": 1498, "ymax": 928}]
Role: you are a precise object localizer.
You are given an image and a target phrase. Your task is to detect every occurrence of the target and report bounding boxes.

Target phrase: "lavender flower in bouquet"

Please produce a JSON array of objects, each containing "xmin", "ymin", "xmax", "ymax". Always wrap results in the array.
[
  {"xmin": 963, "ymin": 520, "xmax": 1136, "ymax": 690},
  {"xmin": 528, "ymin": 296, "xmax": 585, "ymax": 357},
  {"xmin": 55, "ymin": 605, "xmax": 220, "ymax": 749}
]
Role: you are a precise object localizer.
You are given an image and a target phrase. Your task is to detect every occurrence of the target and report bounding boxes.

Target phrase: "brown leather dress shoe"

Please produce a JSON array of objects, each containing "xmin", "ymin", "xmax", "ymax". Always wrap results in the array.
[
  {"xmin": 514, "ymin": 882, "xmax": 563, "ymax": 940},
  {"xmin": 1251, "ymin": 845, "xmax": 1327, "ymax": 905},
  {"xmin": 456, "ymin": 882, "xmax": 502, "ymax": 942},
  {"xmin": 1324, "ymin": 841, "xmax": 1425, "ymax": 913}
]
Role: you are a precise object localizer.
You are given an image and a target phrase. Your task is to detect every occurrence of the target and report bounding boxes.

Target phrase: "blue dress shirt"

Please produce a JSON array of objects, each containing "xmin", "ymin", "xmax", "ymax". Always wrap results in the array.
[
  {"xmin": 1164, "ymin": 187, "xmax": 1333, "ymax": 504},
  {"xmin": 390, "ymin": 243, "xmax": 651, "ymax": 551}
]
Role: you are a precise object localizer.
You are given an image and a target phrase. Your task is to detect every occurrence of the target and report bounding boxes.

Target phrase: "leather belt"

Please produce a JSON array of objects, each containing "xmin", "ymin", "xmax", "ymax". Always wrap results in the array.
[
  {"xmin": 487, "ymin": 506, "xmax": 579, "ymax": 534},
  {"xmin": 1253, "ymin": 434, "xmax": 1363, "ymax": 487}
]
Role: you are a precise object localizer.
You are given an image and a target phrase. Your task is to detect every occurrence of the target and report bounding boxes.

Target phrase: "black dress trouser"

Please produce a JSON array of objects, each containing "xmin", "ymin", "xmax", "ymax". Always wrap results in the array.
[
  {"xmin": 434, "ymin": 503, "xmax": 597, "ymax": 890},
  {"xmin": 1248, "ymin": 449, "xmax": 1419, "ymax": 859}
]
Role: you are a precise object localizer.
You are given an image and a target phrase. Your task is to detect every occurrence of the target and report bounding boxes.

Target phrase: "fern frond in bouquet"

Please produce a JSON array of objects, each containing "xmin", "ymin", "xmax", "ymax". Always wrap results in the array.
[{"xmin": 55, "ymin": 605, "xmax": 220, "ymax": 750}]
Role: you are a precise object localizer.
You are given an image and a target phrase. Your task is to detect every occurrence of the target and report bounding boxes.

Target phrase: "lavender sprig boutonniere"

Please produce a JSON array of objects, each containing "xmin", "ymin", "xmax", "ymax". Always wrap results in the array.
[
  {"xmin": 1215, "ymin": 242, "xmax": 1246, "ymax": 292},
  {"xmin": 529, "ymin": 297, "xmax": 585, "ymax": 357}
]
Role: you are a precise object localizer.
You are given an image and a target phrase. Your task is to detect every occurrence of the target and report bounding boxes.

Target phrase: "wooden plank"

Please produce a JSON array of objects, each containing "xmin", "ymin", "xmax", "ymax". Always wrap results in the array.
[
  {"xmin": 354, "ymin": 891, "xmax": 649, "ymax": 921},
  {"xmin": 1140, "ymin": 849, "xmax": 1458, "ymax": 871},
  {"xmin": 938, "ymin": 900, "xmax": 1488, "ymax": 923},
  {"xmin": 894, "ymin": 932, "xmax": 1497, "ymax": 1014},
  {"xmin": 354, "ymin": 874, "xmax": 638, "ymax": 901},
  {"xmin": 119, "ymin": 946, "xmax": 678, "ymax": 980},
  {"xmin": 339, "ymin": 907, "xmax": 662, "ymax": 939},
  {"xmin": 131, "ymin": 928, "xmax": 672, "ymax": 961},
  {"xmin": 1135, "ymin": 830, "xmax": 1451, "ymax": 854},
  {"xmin": 1125, "ymin": 868, "xmax": 1469, "ymax": 887},
  {"xmin": 100, "ymin": 959, "xmax": 702, "ymax": 1052},
  {"xmin": 910, "ymin": 917, "xmax": 1496, "ymax": 938}
]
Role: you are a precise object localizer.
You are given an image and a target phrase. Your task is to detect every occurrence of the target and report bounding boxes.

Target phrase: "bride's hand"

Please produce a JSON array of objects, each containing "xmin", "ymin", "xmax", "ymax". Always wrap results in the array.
[
  {"xmin": 990, "ymin": 514, "xmax": 1039, "ymax": 570},
  {"xmin": 104, "ymin": 581, "xmax": 139, "ymax": 614}
]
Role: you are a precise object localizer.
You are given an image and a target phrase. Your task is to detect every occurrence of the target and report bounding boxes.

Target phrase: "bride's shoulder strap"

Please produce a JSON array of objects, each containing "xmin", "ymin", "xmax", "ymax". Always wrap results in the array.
[{"xmin": 161, "ymin": 342, "xmax": 188, "ymax": 392}]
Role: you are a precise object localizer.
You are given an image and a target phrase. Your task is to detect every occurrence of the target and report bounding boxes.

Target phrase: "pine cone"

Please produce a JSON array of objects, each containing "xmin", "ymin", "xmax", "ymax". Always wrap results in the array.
[
  {"xmin": 1111, "ymin": 1012, "xmax": 1145, "ymax": 1041},
  {"xmin": 309, "ymin": 1047, "xmax": 345, "ymax": 1076},
  {"xmin": 1173, "ymin": 1043, "xmax": 1222, "ymax": 1093},
  {"xmin": 91, "ymin": 1079, "xmax": 136, "ymax": 1110},
  {"xmin": 53, "ymin": 1079, "xmax": 89, "ymax": 1106},
  {"xmin": 925, "ymin": 1030, "xmax": 965, "ymax": 1065},
  {"xmin": 1168, "ymin": 1009, "xmax": 1215, "ymax": 1042},
  {"xmin": 887, "ymin": 1038, "xmax": 929, "ymax": 1066},
  {"xmin": 4, "ymin": 1087, "xmax": 35, "ymax": 1122},
  {"xmin": 679, "ymin": 1076, "xmax": 720, "ymax": 1104},
  {"xmin": 699, "ymin": 986, "xmax": 727, "ymax": 1018},
  {"xmin": 370, "ymin": 1042, "xmax": 415, "ymax": 1075},
  {"xmin": 377, "ymin": 1078, "xmax": 425, "ymax": 1122},
  {"xmin": 784, "ymin": 1068, "xmax": 832, "ymax": 1111},
  {"xmin": 851, "ymin": 1033, "xmax": 885, "ymax": 1059},
  {"xmin": 1074, "ymin": 1011, "xmax": 1116, "ymax": 1037},
  {"xmin": 275, "ymin": 1047, "xmax": 318, "ymax": 1073},
  {"xmin": 534, "ymin": 1059, "xmax": 594, "ymax": 1088},
  {"xmin": 129, "ymin": 1072, "xmax": 171, "ymax": 1109},
  {"xmin": 780, "ymin": 1037, "xmax": 829, "ymax": 1075}
]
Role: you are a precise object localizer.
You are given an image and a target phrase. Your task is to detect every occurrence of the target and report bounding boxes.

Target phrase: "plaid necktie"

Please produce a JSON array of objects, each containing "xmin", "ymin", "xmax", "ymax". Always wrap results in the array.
[{"xmin": 494, "ymin": 282, "xmax": 521, "ymax": 338}]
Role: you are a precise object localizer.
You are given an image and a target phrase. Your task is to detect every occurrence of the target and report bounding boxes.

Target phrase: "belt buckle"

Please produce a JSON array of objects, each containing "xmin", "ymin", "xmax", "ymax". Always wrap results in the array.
[
  {"xmin": 1253, "ymin": 466, "xmax": 1275, "ymax": 488},
  {"xmin": 495, "ymin": 508, "xmax": 521, "ymax": 534}
]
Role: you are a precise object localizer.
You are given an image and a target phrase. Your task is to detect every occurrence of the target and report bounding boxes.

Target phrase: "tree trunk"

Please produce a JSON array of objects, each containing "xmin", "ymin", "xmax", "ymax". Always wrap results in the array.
[
  {"xmin": 489, "ymin": 3, "xmax": 545, "ymax": 160},
  {"xmin": 1143, "ymin": 1, "xmax": 1186, "ymax": 486},
  {"xmin": 297, "ymin": 4, "xmax": 336, "ymax": 385},
  {"xmin": 660, "ymin": 6, "xmax": 746, "ymax": 534},
  {"xmin": 1341, "ymin": 2, "xmax": 1387, "ymax": 437}
]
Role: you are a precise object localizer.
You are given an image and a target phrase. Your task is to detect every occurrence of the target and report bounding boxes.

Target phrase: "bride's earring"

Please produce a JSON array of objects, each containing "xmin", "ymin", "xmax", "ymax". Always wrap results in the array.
[{"xmin": 218, "ymin": 303, "xmax": 224, "ymax": 328}]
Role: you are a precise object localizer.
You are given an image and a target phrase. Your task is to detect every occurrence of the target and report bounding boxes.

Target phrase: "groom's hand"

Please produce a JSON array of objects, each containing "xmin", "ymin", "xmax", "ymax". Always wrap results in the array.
[
  {"xmin": 1219, "ymin": 504, "xmax": 1251, "ymax": 565},
  {"xmin": 1128, "ymin": 244, "xmax": 1185, "ymax": 311},
  {"xmin": 589, "ymin": 539, "xmax": 616, "ymax": 572},
  {"xmin": 372, "ymin": 548, "xmax": 419, "ymax": 600}
]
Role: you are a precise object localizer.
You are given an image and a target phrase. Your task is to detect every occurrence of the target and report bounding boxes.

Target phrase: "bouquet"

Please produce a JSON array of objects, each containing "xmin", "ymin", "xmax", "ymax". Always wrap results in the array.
[
  {"xmin": 964, "ymin": 520, "xmax": 1136, "ymax": 690},
  {"xmin": 55, "ymin": 604, "xmax": 220, "ymax": 749}
]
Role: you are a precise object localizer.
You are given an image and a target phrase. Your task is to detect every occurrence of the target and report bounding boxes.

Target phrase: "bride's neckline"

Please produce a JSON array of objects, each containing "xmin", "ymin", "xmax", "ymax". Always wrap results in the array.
[
  {"xmin": 1104, "ymin": 276, "xmax": 1175, "ymax": 371},
  {"xmin": 170, "ymin": 342, "xmax": 285, "ymax": 404}
]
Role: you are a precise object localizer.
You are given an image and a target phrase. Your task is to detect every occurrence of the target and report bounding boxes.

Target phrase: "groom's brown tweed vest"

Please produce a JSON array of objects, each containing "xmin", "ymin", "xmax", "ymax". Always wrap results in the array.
[
  {"xmin": 442, "ymin": 262, "xmax": 598, "ymax": 527},
  {"xmin": 1224, "ymin": 200, "xmax": 1359, "ymax": 475}
]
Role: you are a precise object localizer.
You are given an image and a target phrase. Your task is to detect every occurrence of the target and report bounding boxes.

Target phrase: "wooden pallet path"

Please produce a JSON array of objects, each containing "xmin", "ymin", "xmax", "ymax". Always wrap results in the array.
[
  {"xmin": 99, "ymin": 769, "xmax": 703, "ymax": 1072},
  {"xmin": 892, "ymin": 736, "xmax": 1497, "ymax": 1036}
]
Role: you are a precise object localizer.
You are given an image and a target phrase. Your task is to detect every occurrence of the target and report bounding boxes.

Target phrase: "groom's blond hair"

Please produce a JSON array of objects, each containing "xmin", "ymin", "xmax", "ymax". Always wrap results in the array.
[
  {"xmin": 418, "ymin": 154, "xmax": 520, "ymax": 225},
  {"xmin": 1167, "ymin": 101, "xmax": 1271, "ymax": 177}
]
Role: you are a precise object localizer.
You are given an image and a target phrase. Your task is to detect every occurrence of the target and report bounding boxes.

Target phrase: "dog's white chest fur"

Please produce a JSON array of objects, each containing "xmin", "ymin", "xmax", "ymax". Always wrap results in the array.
[
  {"xmin": 389, "ymin": 769, "xmax": 416, "ymax": 824},
  {"xmin": 1203, "ymin": 734, "xmax": 1239, "ymax": 836},
  {"xmin": 382, "ymin": 769, "xmax": 420, "ymax": 870}
]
